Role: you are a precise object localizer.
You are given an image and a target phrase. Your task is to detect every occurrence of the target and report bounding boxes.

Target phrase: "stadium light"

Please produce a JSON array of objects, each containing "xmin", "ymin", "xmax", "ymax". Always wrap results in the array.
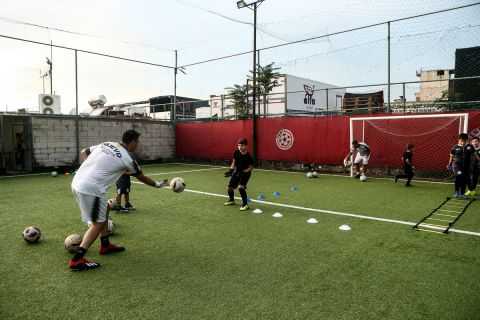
[
  {"xmin": 236, "ymin": 0, "xmax": 247, "ymax": 9},
  {"xmin": 236, "ymin": 0, "xmax": 266, "ymax": 162}
]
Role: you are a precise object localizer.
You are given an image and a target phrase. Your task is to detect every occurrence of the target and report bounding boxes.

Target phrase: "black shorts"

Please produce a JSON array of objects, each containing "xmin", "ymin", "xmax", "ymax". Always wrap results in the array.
[
  {"xmin": 116, "ymin": 175, "xmax": 131, "ymax": 195},
  {"xmin": 117, "ymin": 185, "xmax": 131, "ymax": 195},
  {"xmin": 228, "ymin": 172, "xmax": 251, "ymax": 189},
  {"xmin": 404, "ymin": 165, "xmax": 414, "ymax": 175},
  {"xmin": 452, "ymin": 163, "xmax": 469, "ymax": 176}
]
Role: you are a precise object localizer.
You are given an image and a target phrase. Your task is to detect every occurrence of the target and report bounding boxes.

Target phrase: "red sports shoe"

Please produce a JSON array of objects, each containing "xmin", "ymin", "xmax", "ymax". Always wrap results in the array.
[
  {"xmin": 99, "ymin": 243, "xmax": 126, "ymax": 255},
  {"xmin": 69, "ymin": 258, "xmax": 100, "ymax": 271}
]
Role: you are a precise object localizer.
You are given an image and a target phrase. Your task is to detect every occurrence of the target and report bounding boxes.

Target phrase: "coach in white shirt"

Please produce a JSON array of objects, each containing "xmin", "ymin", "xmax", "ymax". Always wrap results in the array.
[{"xmin": 69, "ymin": 129, "xmax": 168, "ymax": 271}]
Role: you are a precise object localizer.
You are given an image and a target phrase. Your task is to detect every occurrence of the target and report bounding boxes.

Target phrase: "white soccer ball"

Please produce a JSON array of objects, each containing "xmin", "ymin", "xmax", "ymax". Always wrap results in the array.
[
  {"xmin": 64, "ymin": 234, "xmax": 82, "ymax": 253},
  {"xmin": 306, "ymin": 172, "xmax": 313, "ymax": 179},
  {"xmin": 51, "ymin": 171, "xmax": 58, "ymax": 177},
  {"xmin": 23, "ymin": 226, "xmax": 41, "ymax": 243},
  {"xmin": 107, "ymin": 198, "xmax": 118, "ymax": 209},
  {"xmin": 312, "ymin": 171, "xmax": 319, "ymax": 178},
  {"xmin": 170, "ymin": 177, "xmax": 186, "ymax": 193},
  {"xmin": 107, "ymin": 219, "xmax": 114, "ymax": 235},
  {"xmin": 360, "ymin": 174, "xmax": 368, "ymax": 182}
]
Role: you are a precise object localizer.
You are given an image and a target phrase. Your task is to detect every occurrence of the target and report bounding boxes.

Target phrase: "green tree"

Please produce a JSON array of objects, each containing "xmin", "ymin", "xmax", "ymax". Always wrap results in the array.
[
  {"xmin": 249, "ymin": 62, "xmax": 282, "ymax": 116},
  {"xmin": 226, "ymin": 84, "xmax": 249, "ymax": 119},
  {"xmin": 226, "ymin": 62, "xmax": 282, "ymax": 119}
]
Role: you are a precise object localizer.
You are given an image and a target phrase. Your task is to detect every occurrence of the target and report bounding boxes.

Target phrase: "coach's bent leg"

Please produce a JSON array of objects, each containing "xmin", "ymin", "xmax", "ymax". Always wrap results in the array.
[{"xmin": 80, "ymin": 222, "xmax": 106, "ymax": 250}]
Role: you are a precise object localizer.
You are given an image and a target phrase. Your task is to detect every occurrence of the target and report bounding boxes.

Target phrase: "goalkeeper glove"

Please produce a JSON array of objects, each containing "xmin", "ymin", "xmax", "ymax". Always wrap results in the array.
[
  {"xmin": 155, "ymin": 179, "xmax": 169, "ymax": 188},
  {"xmin": 224, "ymin": 169, "xmax": 234, "ymax": 177}
]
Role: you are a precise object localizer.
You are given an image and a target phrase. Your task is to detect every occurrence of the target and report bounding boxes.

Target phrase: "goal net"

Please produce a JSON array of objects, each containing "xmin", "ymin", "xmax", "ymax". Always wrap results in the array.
[{"xmin": 349, "ymin": 113, "xmax": 469, "ymax": 176}]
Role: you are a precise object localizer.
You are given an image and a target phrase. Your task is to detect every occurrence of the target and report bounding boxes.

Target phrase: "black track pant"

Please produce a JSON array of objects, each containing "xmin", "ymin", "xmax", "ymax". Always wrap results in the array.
[
  {"xmin": 468, "ymin": 169, "xmax": 479, "ymax": 191},
  {"xmin": 455, "ymin": 172, "xmax": 468, "ymax": 195},
  {"xmin": 396, "ymin": 165, "xmax": 414, "ymax": 185}
]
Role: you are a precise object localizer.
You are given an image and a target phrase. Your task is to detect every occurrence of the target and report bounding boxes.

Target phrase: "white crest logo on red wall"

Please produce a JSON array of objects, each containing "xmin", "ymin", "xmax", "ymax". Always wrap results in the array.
[
  {"xmin": 276, "ymin": 129, "xmax": 294, "ymax": 150},
  {"xmin": 469, "ymin": 127, "xmax": 480, "ymax": 139}
]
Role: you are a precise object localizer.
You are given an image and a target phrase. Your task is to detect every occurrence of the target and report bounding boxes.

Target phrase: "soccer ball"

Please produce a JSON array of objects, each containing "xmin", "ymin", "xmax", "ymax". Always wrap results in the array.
[
  {"xmin": 51, "ymin": 171, "xmax": 58, "ymax": 177},
  {"xmin": 107, "ymin": 198, "xmax": 118, "ymax": 209},
  {"xmin": 170, "ymin": 177, "xmax": 186, "ymax": 193},
  {"xmin": 360, "ymin": 174, "xmax": 368, "ymax": 182},
  {"xmin": 64, "ymin": 234, "xmax": 82, "ymax": 253},
  {"xmin": 311, "ymin": 171, "xmax": 319, "ymax": 178},
  {"xmin": 23, "ymin": 226, "xmax": 41, "ymax": 243},
  {"xmin": 306, "ymin": 172, "xmax": 313, "ymax": 179},
  {"xmin": 107, "ymin": 219, "xmax": 114, "ymax": 235}
]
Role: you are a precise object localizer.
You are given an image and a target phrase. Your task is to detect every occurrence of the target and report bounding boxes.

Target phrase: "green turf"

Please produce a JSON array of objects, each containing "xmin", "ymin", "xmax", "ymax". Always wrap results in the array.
[{"xmin": 1, "ymin": 163, "xmax": 480, "ymax": 320}]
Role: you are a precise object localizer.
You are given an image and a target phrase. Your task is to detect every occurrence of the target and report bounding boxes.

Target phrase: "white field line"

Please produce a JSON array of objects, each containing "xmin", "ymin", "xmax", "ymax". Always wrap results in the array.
[
  {"xmin": 132, "ymin": 180, "xmax": 480, "ymax": 238},
  {"xmin": 0, "ymin": 167, "xmax": 223, "ymax": 179},
  {"xmin": 0, "ymin": 172, "xmax": 49, "ymax": 179},
  {"xmin": 169, "ymin": 162, "xmax": 453, "ymax": 185},
  {"xmin": 148, "ymin": 167, "xmax": 224, "ymax": 176}
]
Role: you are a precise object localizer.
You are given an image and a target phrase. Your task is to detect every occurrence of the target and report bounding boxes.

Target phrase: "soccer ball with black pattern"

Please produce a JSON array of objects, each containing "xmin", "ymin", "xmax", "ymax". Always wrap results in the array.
[
  {"xmin": 170, "ymin": 177, "xmax": 186, "ymax": 193},
  {"xmin": 64, "ymin": 234, "xmax": 82, "ymax": 253},
  {"xmin": 23, "ymin": 226, "xmax": 41, "ymax": 243}
]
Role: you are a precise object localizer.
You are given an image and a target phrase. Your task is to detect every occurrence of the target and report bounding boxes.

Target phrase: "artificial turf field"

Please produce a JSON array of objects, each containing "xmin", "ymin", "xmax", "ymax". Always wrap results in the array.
[{"xmin": 1, "ymin": 163, "xmax": 480, "ymax": 320}]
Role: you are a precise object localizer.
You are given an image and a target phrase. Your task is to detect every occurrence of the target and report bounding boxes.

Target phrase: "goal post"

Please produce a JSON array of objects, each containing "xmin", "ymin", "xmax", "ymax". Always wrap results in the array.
[{"xmin": 349, "ymin": 113, "xmax": 469, "ymax": 176}]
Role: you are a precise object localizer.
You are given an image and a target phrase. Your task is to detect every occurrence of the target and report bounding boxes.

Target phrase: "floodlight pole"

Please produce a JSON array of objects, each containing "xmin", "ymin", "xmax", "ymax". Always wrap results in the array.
[
  {"xmin": 251, "ymin": 3, "xmax": 258, "ymax": 162},
  {"xmin": 238, "ymin": 0, "xmax": 264, "ymax": 162},
  {"xmin": 173, "ymin": 49, "xmax": 178, "ymax": 123}
]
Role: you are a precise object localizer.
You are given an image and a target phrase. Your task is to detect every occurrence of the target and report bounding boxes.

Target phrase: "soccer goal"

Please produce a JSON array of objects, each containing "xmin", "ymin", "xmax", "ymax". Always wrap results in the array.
[{"xmin": 349, "ymin": 113, "xmax": 469, "ymax": 175}]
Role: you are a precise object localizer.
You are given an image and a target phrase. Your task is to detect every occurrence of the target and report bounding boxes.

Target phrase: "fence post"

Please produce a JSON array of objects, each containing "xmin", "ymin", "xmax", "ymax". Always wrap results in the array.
[
  {"xmin": 403, "ymin": 82, "xmax": 406, "ymax": 113},
  {"xmin": 326, "ymin": 88, "xmax": 329, "ymax": 114},
  {"xmin": 74, "ymin": 49, "xmax": 80, "ymax": 166},
  {"xmin": 221, "ymin": 95, "xmax": 225, "ymax": 119},
  {"xmin": 387, "ymin": 21, "xmax": 391, "ymax": 113},
  {"xmin": 173, "ymin": 49, "xmax": 177, "ymax": 123}
]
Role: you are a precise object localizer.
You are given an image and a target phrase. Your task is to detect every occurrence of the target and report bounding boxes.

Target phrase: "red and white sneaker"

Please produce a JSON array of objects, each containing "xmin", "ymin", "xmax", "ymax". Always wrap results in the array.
[
  {"xmin": 99, "ymin": 243, "xmax": 126, "ymax": 255},
  {"xmin": 69, "ymin": 258, "xmax": 100, "ymax": 271}
]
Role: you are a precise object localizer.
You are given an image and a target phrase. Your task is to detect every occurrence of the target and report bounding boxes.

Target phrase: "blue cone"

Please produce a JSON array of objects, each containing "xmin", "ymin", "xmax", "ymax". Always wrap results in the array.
[
  {"xmin": 290, "ymin": 185, "xmax": 299, "ymax": 192},
  {"xmin": 257, "ymin": 193, "xmax": 266, "ymax": 201},
  {"xmin": 273, "ymin": 191, "xmax": 281, "ymax": 198}
]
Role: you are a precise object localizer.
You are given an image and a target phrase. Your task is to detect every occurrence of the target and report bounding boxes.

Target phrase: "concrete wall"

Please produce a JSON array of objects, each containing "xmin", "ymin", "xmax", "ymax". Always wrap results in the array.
[
  {"xmin": 415, "ymin": 69, "xmax": 451, "ymax": 102},
  {"xmin": 31, "ymin": 115, "xmax": 175, "ymax": 168}
]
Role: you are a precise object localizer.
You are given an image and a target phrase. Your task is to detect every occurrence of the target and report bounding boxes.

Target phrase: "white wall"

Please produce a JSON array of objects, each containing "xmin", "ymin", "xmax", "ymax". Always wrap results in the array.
[
  {"xmin": 207, "ymin": 74, "xmax": 346, "ymax": 118},
  {"xmin": 195, "ymin": 107, "xmax": 211, "ymax": 119},
  {"xmin": 30, "ymin": 115, "xmax": 175, "ymax": 167},
  {"xmin": 284, "ymin": 75, "xmax": 345, "ymax": 112}
]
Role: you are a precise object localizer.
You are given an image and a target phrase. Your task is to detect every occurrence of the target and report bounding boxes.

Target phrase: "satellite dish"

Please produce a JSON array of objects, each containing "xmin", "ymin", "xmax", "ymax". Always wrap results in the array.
[{"xmin": 88, "ymin": 95, "xmax": 107, "ymax": 108}]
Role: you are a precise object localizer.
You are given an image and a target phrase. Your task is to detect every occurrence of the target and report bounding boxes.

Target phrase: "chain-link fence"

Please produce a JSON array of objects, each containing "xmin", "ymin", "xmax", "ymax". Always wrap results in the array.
[{"xmin": 1, "ymin": 2, "xmax": 479, "ymax": 121}]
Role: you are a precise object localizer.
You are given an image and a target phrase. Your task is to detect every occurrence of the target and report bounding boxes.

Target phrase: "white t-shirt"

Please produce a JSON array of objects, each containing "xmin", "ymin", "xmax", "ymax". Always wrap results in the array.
[
  {"xmin": 351, "ymin": 142, "xmax": 371, "ymax": 156},
  {"xmin": 72, "ymin": 142, "xmax": 142, "ymax": 196}
]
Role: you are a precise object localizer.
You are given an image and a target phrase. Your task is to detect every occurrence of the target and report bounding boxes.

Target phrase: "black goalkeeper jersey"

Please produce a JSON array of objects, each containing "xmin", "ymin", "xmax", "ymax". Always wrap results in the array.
[
  {"xmin": 451, "ymin": 143, "xmax": 474, "ymax": 169},
  {"xmin": 233, "ymin": 150, "xmax": 254, "ymax": 172},
  {"xmin": 473, "ymin": 148, "xmax": 480, "ymax": 170},
  {"xmin": 403, "ymin": 150, "xmax": 413, "ymax": 167}
]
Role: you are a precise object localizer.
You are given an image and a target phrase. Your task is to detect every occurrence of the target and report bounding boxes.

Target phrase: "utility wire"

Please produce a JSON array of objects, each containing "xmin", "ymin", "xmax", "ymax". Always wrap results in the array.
[
  {"xmin": 277, "ymin": 23, "xmax": 480, "ymax": 68},
  {"xmin": 180, "ymin": 1, "xmax": 480, "ymax": 68},
  {"xmin": 0, "ymin": 15, "xmax": 175, "ymax": 52},
  {"xmin": 174, "ymin": 0, "xmax": 295, "ymax": 43}
]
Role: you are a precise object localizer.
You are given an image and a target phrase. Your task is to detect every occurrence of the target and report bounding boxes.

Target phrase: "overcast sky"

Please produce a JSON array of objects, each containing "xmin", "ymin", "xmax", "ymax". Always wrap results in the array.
[{"xmin": 1, "ymin": 0, "xmax": 479, "ymax": 113}]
